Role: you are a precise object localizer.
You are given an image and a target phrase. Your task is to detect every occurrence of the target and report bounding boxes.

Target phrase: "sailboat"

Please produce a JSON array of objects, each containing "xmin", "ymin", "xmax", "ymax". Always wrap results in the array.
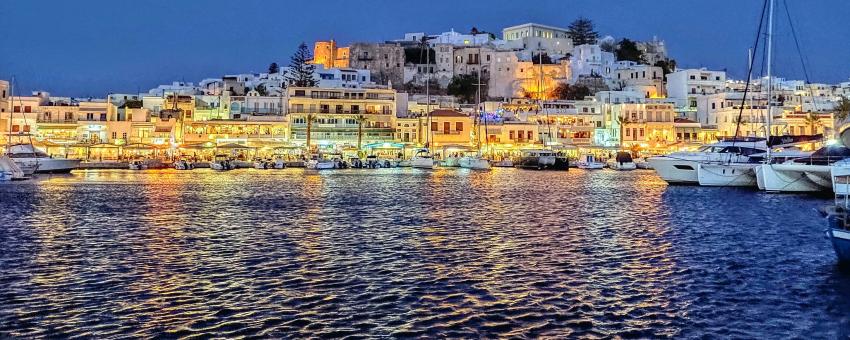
[
  {"xmin": 411, "ymin": 37, "xmax": 436, "ymax": 170},
  {"xmin": 696, "ymin": 11, "xmax": 778, "ymax": 187},
  {"xmin": 514, "ymin": 49, "xmax": 568, "ymax": 171},
  {"xmin": 459, "ymin": 52, "xmax": 491, "ymax": 171}
]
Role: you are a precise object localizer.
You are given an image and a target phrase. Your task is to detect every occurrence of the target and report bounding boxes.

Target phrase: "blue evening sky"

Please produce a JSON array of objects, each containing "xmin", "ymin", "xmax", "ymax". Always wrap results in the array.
[{"xmin": 1, "ymin": 0, "xmax": 847, "ymax": 97}]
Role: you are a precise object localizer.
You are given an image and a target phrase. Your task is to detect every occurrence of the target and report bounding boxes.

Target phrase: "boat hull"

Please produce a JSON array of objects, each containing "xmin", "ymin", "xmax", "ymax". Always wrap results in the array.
[
  {"xmin": 410, "ymin": 158, "xmax": 435, "ymax": 169},
  {"xmin": 697, "ymin": 163, "xmax": 758, "ymax": 187},
  {"xmin": 827, "ymin": 227, "xmax": 850, "ymax": 263},
  {"xmin": 459, "ymin": 157, "xmax": 491, "ymax": 170},
  {"xmin": 755, "ymin": 163, "xmax": 831, "ymax": 192},
  {"xmin": 608, "ymin": 162, "xmax": 637, "ymax": 171},
  {"xmin": 515, "ymin": 156, "xmax": 568, "ymax": 170},
  {"xmin": 14, "ymin": 158, "xmax": 80, "ymax": 174},
  {"xmin": 577, "ymin": 163, "xmax": 605, "ymax": 170},
  {"xmin": 647, "ymin": 157, "xmax": 699, "ymax": 184}
]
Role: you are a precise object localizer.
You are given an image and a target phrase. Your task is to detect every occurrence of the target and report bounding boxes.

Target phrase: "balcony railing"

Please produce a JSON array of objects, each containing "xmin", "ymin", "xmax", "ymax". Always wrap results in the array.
[{"xmin": 37, "ymin": 118, "xmax": 78, "ymax": 124}]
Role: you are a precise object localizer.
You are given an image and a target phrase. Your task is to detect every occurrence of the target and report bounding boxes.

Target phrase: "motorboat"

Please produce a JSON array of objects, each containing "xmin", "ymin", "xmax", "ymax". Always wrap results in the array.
[
  {"xmin": 272, "ymin": 158, "xmax": 286, "ymax": 169},
  {"xmin": 607, "ymin": 152, "xmax": 637, "ymax": 171},
  {"xmin": 174, "ymin": 159, "xmax": 194, "ymax": 170},
  {"xmin": 514, "ymin": 149, "xmax": 569, "ymax": 170},
  {"xmin": 577, "ymin": 154, "xmax": 605, "ymax": 170},
  {"xmin": 698, "ymin": 149, "xmax": 810, "ymax": 187},
  {"xmin": 491, "ymin": 158, "xmax": 514, "ymax": 167},
  {"xmin": 306, "ymin": 155, "xmax": 336, "ymax": 170},
  {"xmin": 440, "ymin": 156, "xmax": 461, "ymax": 168},
  {"xmin": 129, "ymin": 160, "xmax": 148, "ymax": 170},
  {"xmin": 6, "ymin": 144, "xmax": 80, "ymax": 174},
  {"xmin": 823, "ymin": 176, "xmax": 850, "ymax": 262},
  {"xmin": 634, "ymin": 158, "xmax": 652, "ymax": 170},
  {"xmin": 647, "ymin": 138, "xmax": 768, "ymax": 184},
  {"xmin": 459, "ymin": 154, "xmax": 491, "ymax": 170},
  {"xmin": 253, "ymin": 158, "xmax": 275, "ymax": 169},
  {"xmin": 757, "ymin": 145, "xmax": 850, "ymax": 192},
  {"xmin": 410, "ymin": 149, "xmax": 436, "ymax": 170},
  {"xmin": 0, "ymin": 155, "xmax": 31, "ymax": 181},
  {"xmin": 210, "ymin": 155, "xmax": 237, "ymax": 171}
]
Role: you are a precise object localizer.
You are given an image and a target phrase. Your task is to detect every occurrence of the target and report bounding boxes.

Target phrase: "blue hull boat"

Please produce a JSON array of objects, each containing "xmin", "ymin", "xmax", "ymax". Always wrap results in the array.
[{"xmin": 827, "ymin": 227, "xmax": 850, "ymax": 262}]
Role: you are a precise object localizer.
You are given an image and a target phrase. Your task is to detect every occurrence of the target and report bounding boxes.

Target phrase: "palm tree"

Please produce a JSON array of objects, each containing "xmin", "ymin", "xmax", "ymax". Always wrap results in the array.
[
  {"xmin": 804, "ymin": 112, "xmax": 821, "ymax": 135},
  {"xmin": 305, "ymin": 113, "xmax": 317, "ymax": 152},
  {"xmin": 835, "ymin": 96, "xmax": 850, "ymax": 122},
  {"xmin": 355, "ymin": 114, "xmax": 368, "ymax": 152},
  {"xmin": 616, "ymin": 115, "xmax": 630, "ymax": 147}
]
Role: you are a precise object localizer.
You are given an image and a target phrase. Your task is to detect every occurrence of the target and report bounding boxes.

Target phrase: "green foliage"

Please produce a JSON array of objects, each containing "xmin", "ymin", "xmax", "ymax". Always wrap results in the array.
[
  {"xmin": 654, "ymin": 59, "xmax": 677, "ymax": 74},
  {"xmin": 268, "ymin": 62, "xmax": 279, "ymax": 74},
  {"xmin": 286, "ymin": 42, "xmax": 317, "ymax": 87},
  {"xmin": 567, "ymin": 17, "xmax": 598, "ymax": 45},
  {"xmin": 404, "ymin": 47, "xmax": 435, "ymax": 65},
  {"xmin": 550, "ymin": 83, "xmax": 591, "ymax": 100},
  {"xmin": 447, "ymin": 74, "xmax": 486, "ymax": 104},
  {"xmin": 532, "ymin": 53, "xmax": 554, "ymax": 64},
  {"xmin": 615, "ymin": 39, "xmax": 644, "ymax": 63},
  {"xmin": 836, "ymin": 96, "xmax": 850, "ymax": 121},
  {"xmin": 256, "ymin": 84, "xmax": 268, "ymax": 96}
]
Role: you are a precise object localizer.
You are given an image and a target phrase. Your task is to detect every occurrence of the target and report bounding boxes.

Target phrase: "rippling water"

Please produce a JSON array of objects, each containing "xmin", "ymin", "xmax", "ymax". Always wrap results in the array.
[{"xmin": 1, "ymin": 168, "xmax": 848, "ymax": 338}]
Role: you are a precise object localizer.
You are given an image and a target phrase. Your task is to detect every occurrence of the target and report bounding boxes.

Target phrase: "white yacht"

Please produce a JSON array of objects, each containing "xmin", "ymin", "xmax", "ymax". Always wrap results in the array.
[
  {"xmin": 6, "ymin": 144, "xmax": 81, "ymax": 174},
  {"xmin": 210, "ymin": 155, "xmax": 237, "ymax": 171},
  {"xmin": 577, "ymin": 154, "xmax": 605, "ymax": 170},
  {"xmin": 758, "ymin": 146, "xmax": 849, "ymax": 192},
  {"xmin": 305, "ymin": 155, "xmax": 336, "ymax": 170},
  {"xmin": 410, "ymin": 149, "xmax": 436, "ymax": 169},
  {"xmin": 607, "ymin": 152, "xmax": 637, "ymax": 171},
  {"xmin": 648, "ymin": 138, "xmax": 767, "ymax": 184},
  {"xmin": 459, "ymin": 154, "xmax": 491, "ymax": 170}
]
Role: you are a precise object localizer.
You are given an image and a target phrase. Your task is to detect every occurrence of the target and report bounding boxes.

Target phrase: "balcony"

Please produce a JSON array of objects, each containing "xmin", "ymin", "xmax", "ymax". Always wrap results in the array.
[{"xmin": 37, "ymin": 117, "xmax": 78, "ymax": 124}]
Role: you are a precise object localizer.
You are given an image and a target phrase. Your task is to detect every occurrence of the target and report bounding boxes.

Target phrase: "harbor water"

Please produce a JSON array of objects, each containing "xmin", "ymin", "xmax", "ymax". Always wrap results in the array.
[{"xmin": 0, "ymin": 168, "xmax": 848, "ymax": 338}]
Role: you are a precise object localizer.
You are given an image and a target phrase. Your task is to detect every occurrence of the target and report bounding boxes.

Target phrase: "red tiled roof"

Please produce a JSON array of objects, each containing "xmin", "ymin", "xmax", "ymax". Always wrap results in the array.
[{"xmin": 429, "ymin": 109, "xmax": 468, "ymax": 117}]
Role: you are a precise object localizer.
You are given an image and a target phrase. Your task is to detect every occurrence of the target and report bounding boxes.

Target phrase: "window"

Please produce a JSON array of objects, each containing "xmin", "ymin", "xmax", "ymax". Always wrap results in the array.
[
  {"xmin": 639, "ymin": 128, "xmax": 644, "ymax": 137},
  {"xmin": 455, "ymin": 122, "xmax": 463, "ymax": 131},
  {"xmin": 24, "ymin": 106, "xmax": 31, "ymax": 113},
  {"xmin": 509, "ymin": 131, "xmax": 515, "ymax": 139},
  {"xmin": 100, "ymin": 113, "xmax": 107, "ymax": 121},
  {"xmin": 626, "ymin": 129, "xmax": 631, "ymax": 137},
  {"xmin": 13, "ymin": 106, "xmax": 20, "ymax": 113},
  {"xmin": 443, "ymin": 122, "xmax": 450, "ymax": 133},
  {"xmin": 112, "ymin": 132, "xmax": 117, "ymax": 139},
  {"xmin": 122, "ymin": 133, "xmax": 127, "ymax": 140},
  {"xmin": 431, "ymin": 122, "xmax": 438, "ymax": 131},
  {"xmin": 527, "ymin": 131, "xmax": 533, "ymax": 140}
]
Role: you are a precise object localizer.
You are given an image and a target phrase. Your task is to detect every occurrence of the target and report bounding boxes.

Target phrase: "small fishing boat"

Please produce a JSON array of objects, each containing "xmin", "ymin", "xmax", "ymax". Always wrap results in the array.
[
  {"xmin": 174, "ymin": 159, "xmax": 194, "ymax": 170},
  {"xmin": 210, "ymin": 155, "xmax": 236, "ymax": 171},
  {"xmin": 129, "ymin": 159, "xmax": 148, "ymax": 170},
  {"xmin": 607, "ymin": 152, "xmax": 637, "ymax": 171},
  {"xmin": 306, "ymin": 154, "xmax": 336, "ymax": 170},
  {"xmin": 459, "ymin": 154, "xmax": 491, "ymax": 170},
  {"xmin": 410, "ymin": 149, "xmax": 436, "ymax": 170},
  {"xmin": 577, "ymin": 154, "xmax": 605, "ymax": 170},
  {"xmin": 515, "ymin": 150, "xmax": 569, "ymax": 170}
]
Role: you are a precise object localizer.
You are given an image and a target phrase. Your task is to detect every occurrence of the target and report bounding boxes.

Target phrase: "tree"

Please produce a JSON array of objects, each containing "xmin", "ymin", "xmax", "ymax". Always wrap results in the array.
[
  {"xmin": 600, "ymin": 39, "xmax": 616, "ymax": 53},
  {"xmin": 835, "ymin": 96, "xmax": 850, "ymax": 122},
  {"xmin": 654, "ymin": 59, "xmax": 677, "ymax": 75},
  {"xmin": 356, "ymin": 115, "xmax": 368, "ymax": 151},
  {"xmin": 549, "ymin": 83, "xmax": 591, "ymax": 100},
  {"xmin": 532, "ymin": 52, "xmax": 554, "ymax": 64},
  {"xmin": 617, "ymin": 116, "xmax": 631, "ymax": 147},
  {"xmin": 447, "ymin": 74, "xmax": 479, "ymax": 104},
  {"xmin": 305, "ymin": 113, "xmax": 317, "ymax": 152},
  {"xmin": 804, "ymin": 112, "xmax": 822, "ymax": 135},
  {"xmin": 268, "ymin": 62, "xmax": 280, "ymax": 74},
  {"xmin": 615, "ymin": 39, "xmax": 644, "ymax": 63},
  {"xmin": 567, "ymin": 17, "xmax": 598, "ymax": 46},
  {"xmin": 255, "ymin": 84, "xmax": 268, "ymax": 96},
  {"xmin": 286, "ymin": 42, "xmax": 317, "ymax": 87}
]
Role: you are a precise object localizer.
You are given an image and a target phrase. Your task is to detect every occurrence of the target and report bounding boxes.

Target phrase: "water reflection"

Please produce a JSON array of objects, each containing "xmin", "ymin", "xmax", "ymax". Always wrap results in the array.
[{"xmin": 0, "ymin": 168, "xmax": 846, "ymax": 337}]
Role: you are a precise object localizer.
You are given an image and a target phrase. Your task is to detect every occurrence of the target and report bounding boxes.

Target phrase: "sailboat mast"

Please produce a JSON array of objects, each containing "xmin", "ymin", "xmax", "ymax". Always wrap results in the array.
[
  {"xmin": 765, "ymin": 0, "xmax": 774, "ymax": 157},
  {"xmin": 425, "ymin": 42, "xmax": 431, "ymax": 148}
]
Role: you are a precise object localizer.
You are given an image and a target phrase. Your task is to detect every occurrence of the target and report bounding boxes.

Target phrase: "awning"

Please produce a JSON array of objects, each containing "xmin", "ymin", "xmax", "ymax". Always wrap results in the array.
[
  {"xmin": 122, "ymin": 143, "xmax": 162, "ymax": 150},
  {"xmin": 216, "ymin": 143, "xmax": 253, "ymax": 149}
]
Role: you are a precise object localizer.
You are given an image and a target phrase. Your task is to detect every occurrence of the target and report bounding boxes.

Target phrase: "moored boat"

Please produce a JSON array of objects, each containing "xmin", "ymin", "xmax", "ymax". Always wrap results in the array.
[
  {"xmin": 607, "ymin": 152, "xmax": 637, "ymax": 171},
  {"xmin": 410, "ymin": 149, "xmax": 436, "ymax": 170},
  {"xmin": 577, "ymin": 154, "xmax": 605, "ymax": 170},
  {"xmin": 7, "ymin": 144, "xmax": 81, "ymax": 174},
  {"xmin": 515, "ymin": 149, "xmax": 568, "ymax": 170},
  {"xmin": 648, "ymin": 138, "xmax": 767, "ymax": 184}
]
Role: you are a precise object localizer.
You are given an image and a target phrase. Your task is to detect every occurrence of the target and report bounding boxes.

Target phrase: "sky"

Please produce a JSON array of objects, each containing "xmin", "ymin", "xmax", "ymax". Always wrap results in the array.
[{"xmin": 1, "ymin": 0, "xmax": 848, "ymax": 97}]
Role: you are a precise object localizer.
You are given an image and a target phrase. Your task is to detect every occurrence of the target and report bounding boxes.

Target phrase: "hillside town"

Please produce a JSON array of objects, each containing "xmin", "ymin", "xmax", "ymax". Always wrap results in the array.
[{"xmin": 2, "ymin": 19, "xmax": 848, "ymax": 163}]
